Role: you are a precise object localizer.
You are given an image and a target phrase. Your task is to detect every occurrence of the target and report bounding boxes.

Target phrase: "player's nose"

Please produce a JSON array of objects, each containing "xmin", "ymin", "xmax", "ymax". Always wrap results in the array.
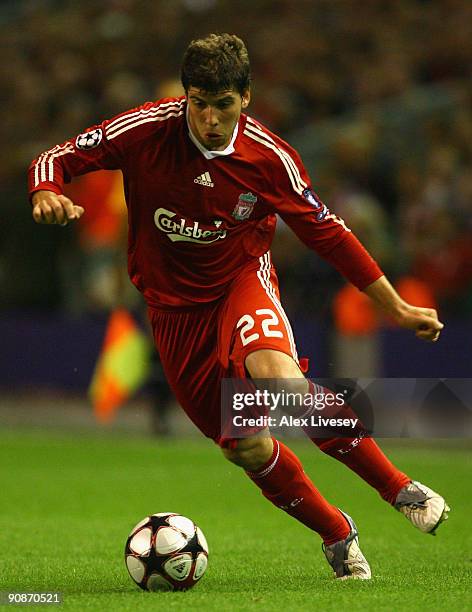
[{"xmin": 204, "ymin": 107, "xmax": 219, "ymax": 127}]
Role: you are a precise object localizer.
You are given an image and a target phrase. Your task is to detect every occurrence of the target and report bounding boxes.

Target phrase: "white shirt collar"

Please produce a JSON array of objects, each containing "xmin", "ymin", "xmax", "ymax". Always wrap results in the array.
[{"xmin": 186, "ymin": 104, "xmax": 239, "ymax": 160}]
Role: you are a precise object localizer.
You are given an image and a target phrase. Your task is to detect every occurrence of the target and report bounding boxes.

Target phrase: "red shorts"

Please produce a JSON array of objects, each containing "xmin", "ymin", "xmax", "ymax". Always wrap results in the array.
[{"xmin": 148, "ymin": 253, "xmax": 299, "ymax": 445}]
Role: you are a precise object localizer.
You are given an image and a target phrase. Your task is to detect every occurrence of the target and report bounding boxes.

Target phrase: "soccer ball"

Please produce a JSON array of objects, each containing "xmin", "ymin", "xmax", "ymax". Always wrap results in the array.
[{"xmin": 124, "ymin": 513, "xmax": 209, "ymax": 591}]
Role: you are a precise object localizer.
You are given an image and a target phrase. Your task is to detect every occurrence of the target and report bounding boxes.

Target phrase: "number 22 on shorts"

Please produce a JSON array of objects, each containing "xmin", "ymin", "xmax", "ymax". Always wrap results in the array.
[{"xmin": 236, "ymin": 309, "xmax": 284, "ymax": 346}]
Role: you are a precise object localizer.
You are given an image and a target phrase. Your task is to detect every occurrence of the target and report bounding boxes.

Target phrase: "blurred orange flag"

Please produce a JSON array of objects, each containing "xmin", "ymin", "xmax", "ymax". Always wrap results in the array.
[{"xmin": 89, "ymin": 308, "xmax": 151, "ymax": 423}]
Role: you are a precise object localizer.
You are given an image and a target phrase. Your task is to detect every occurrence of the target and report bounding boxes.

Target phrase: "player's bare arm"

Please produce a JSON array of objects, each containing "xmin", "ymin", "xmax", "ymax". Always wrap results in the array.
[
  {"xmin": 31, "ymin": 190, "xmax": 84, "ymax": 226},
  {"xmin": 363, "ymin": 275, "xmax": 444, "ymax": 342}
]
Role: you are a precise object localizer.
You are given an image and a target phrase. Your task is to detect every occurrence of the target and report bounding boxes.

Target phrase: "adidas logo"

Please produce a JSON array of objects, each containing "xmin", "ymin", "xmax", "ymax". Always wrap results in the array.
[{"xmin": 194, "ymin": 171, "xmax": 214, "ymax": 187}]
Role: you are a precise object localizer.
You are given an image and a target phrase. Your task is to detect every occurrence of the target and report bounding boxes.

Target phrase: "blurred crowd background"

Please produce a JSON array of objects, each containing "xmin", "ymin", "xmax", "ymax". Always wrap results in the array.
[
  {"xmin": 1, "ymin": 0, "xmax": 471, "ymax": 415},
  {"xmin": 2, "ymin": 0, "xmax": 472, "ymax": 317}
]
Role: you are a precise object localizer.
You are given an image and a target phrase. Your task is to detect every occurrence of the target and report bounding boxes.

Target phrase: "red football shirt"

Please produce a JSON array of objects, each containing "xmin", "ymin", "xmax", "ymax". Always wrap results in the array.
[{"xmin": 28, "ymin": 96, "xmax": 383, "ymax": 309}]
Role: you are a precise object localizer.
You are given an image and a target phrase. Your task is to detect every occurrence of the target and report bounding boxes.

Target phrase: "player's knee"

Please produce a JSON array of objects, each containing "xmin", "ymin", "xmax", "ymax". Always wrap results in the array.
[
  {"xmin": 222, "ymin": 435, "xmax": 273, "ymax": 471},
  {"xmin": 245, "ymin": 349, "xmax": 302, "ymax": 379}
]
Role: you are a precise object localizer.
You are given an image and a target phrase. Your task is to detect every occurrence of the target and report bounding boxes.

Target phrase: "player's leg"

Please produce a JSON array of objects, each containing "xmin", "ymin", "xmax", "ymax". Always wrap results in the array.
[
  {"xmin": 221, "ymin": 430, "xmax": 370, "ymax": 579},
  {"xmin": 149, "ymin": 300, "xmax": 368, "ymax": 578},
  {"xmin": 310, "ymin": 429, "xmax": 410, "ymax": 506},
  {"xmin": 301, "ymin": 380, "xmax": 450, "ymax": 533},
  {"xmin": 310, "ymin": 434, "xmax": 449, "ymax": 532},
  {"xmin": 236, "ymin": 259, "xmax": 410, "ymax": 508},
  {"xmin": 220, "ymin": 257, "xmax": 370, "ymax": 578},
  {"xmin": 248, "ymin": 349, "xmax": 450, "ymax": 535},
  {"xmin": 221, "ymin": 429, "xmax": 347, "ymax": 543},
  {"xmin": 230, "ymin": 256, "xmax": 448, "ymax": 535}
]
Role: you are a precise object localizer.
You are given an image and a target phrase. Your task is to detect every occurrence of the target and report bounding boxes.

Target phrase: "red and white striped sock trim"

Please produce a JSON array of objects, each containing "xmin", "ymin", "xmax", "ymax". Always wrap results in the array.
[
  {"xmin": 246, "ymin": 439, "xmax": 280, "ymax": 479},
  {"xmin": 296, "ymin": 379, "xmax": 327, "ymax": 420}
]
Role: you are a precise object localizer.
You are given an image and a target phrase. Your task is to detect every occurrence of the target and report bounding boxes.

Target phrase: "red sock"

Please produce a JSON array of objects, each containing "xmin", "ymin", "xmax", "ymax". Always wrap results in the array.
[
  {"xmin": 313, "ymin": 436, "xmax": 410, "ymax": 505},
  {"xmin": 246, "ymin": 438, "xmax": 350, "ymax": 545},
  {"xmin": 299, "ymin": 381, "xmax": 410, "ymax": 505}
]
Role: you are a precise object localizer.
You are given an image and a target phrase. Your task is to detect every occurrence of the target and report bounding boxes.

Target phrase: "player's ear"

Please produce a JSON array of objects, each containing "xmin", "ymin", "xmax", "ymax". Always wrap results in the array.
[{"xmin": 241, "ymin": 89, "xmax": 251, "ymax": 109}]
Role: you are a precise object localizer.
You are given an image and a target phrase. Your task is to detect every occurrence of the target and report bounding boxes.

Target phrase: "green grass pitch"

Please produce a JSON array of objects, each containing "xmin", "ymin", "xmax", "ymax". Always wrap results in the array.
[{"xmin": 0, "ymin": 430, "xmax": 470, "ymax": 611}]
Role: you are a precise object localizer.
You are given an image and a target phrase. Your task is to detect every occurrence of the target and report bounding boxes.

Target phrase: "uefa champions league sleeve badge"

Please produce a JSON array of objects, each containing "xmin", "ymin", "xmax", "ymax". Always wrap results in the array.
[{"xmin": 75, "ymin": 128, "xmax": 103, "ymax": 150}]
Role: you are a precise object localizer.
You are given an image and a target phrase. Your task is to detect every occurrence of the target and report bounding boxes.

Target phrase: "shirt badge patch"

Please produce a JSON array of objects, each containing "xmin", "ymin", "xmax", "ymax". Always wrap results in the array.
[
  {"xmin": 75, "ymin": 128, "xmax": 103, "ymax": 150},
  {"xmin": 232, "ymin": 192, "xmax": 257, "ymax": 221},
  {"xmin": 302, "ymin": 187, "xmax": 329, "ymax": 222}
]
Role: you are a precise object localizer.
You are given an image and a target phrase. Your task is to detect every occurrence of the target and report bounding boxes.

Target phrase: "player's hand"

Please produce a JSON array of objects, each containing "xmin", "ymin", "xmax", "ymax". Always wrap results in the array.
[
  {"xmin": 395, "ymin": 304, "xmax": 444, "ymax": 342},
  {"xmin": 363, "ymin": 277, "xmax": 444, "ymax": 343},
  {"xmin": 31, "ymin": 190, "xmax": 84, "ymax": 226}
]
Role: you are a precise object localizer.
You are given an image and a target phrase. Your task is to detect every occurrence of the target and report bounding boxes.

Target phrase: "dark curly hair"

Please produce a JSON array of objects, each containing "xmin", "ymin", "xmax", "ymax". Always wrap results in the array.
[{"xmin": 181, "ymin": 33, "xmax": 251, "ymax": 95}]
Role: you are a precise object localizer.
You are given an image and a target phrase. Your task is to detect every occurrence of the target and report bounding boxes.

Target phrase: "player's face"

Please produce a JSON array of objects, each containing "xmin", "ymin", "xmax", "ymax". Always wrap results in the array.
[{"xmin": 187, "ymin": 87, "xmax": 250, "ymax": 151}]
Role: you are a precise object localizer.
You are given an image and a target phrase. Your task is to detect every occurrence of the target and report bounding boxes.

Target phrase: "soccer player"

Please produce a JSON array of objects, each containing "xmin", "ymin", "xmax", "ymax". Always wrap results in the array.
[{"xmin": 28, "ymin": 34, "xmax": 449, "ymax": 580}]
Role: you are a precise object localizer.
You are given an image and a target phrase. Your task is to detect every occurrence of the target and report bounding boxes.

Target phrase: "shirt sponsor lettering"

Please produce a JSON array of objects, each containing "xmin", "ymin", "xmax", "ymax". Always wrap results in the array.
[{"xmin": 154, "ymin": 208, "xmax": 227, "ymax": 244}]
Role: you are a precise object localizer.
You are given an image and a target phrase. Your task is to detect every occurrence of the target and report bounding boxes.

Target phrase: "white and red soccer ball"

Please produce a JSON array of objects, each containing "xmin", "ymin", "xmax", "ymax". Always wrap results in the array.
[{"xmin": 125, "ymin": 513, "xmax": 208, "ymax": 591}]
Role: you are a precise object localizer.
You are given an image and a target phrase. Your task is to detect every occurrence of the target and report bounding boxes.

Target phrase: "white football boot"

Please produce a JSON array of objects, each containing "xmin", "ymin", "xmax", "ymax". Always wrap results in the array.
[
  {"xmin": 322, "ymin": 511, "xmax": 371, "ymax": 580},
  {"xmin": 395, "ymin": 480, "xmax": 450, "ymax": 535}
]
